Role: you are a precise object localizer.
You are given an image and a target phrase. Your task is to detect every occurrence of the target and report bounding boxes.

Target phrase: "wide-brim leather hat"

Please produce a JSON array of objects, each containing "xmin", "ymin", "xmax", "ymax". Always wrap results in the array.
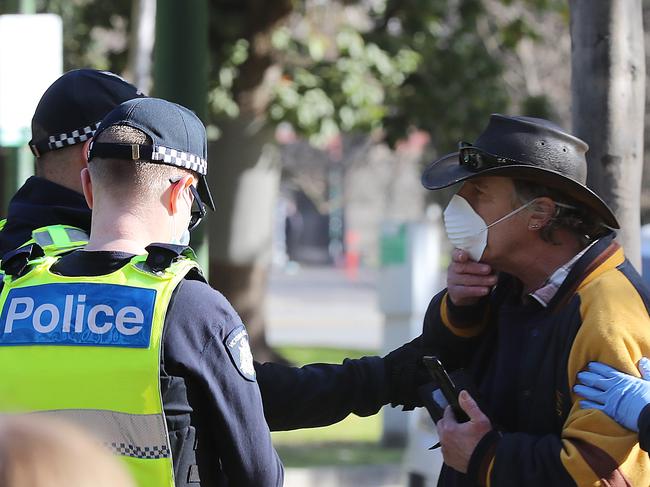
[{"xmin": 421, "ymin": 114, "xmax": 619, "ymax": 229}]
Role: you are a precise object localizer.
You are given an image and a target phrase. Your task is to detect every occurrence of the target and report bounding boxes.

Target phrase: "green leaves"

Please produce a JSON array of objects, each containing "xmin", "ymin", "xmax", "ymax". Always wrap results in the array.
[
  {"xmin": 269, "ymin": 24, "xmax": 420, "ymax": 146},
  {"xmin": 31, "ymin": 0, "xmax": 560, "ymax": 151}
]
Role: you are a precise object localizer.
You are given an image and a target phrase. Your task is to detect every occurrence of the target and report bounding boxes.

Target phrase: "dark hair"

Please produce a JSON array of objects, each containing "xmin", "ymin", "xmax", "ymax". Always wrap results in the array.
[
  {"xmin": 90, "ymin": 125, "xmax": 193, "ymax": 196},
  {"xmin": 512, "ymin": 179, "xmax": 609, "ymax": 247}
]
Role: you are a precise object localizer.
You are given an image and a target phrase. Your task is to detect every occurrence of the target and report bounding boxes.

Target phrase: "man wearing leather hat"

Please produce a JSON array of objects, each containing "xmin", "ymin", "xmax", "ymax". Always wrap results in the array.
[{"xmin": 419, "ymin": 114, "xmax": 650, "ymax": 486}]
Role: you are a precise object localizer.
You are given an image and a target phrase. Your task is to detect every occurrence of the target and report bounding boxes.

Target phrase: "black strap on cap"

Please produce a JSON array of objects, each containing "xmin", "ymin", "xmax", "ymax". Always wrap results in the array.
[
  {"xmin": 89, "ymin": 142, "xmax": 155, "ymax": 162},
  {"xmin": 144, "ymin": 243, "xmax": 188, "ymax": 273},
  {"xmin": 1, "ymin": 244, "xmax": 46, "ymax": 278},
  {"xmin": 29, "ymin": 141, "xmax": 48, "ymax": 158}
]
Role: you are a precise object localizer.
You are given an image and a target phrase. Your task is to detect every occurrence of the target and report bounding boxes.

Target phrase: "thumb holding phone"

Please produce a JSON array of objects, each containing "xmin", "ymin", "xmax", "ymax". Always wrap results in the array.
[{"xmin": 438, "ymin": 390, "xmax": 494, "ymax": 473}]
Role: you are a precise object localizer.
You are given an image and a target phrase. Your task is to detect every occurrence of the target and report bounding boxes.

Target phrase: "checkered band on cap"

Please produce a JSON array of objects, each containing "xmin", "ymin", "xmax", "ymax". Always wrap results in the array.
[
  {"xmin": 47, "ymin": 122, "xmax": 100, "ymax": 150},
  {"xmin": 151, "ymin": 145, "xmax": 207, "ymax": 175}
]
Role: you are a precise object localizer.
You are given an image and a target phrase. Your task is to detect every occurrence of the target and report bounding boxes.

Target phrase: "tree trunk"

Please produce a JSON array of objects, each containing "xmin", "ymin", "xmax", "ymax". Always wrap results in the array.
[
  {"xmin": 207, "ymin": 115, "xmax": 286, "ymax": 364},
  {"xmin": 205, "ymin": 1, "xmax": 293, "ymax": 363},
  {"xmin": 570, "ymin": 0, "xmax": 645, "ymax": 270},
  {"xmin": 126, "ymin": 0, "xmax": 156, "ymax": 93}
]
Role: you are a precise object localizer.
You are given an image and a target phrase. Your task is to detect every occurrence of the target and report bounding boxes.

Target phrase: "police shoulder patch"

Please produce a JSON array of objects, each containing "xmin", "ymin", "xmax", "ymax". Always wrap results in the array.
[{"xmin": 224, "ymin": 325, "xmax": 256, "ymax": 382}]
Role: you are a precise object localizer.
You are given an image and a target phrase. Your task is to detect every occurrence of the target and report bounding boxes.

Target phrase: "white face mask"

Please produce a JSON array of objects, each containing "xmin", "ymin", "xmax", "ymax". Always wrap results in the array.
[
  {"xmin": 172, "ymin": 229, "xmax": 191, "ymax": 246},
  {"xmin": 443, "ymin": 194, "xmax": 534, "ymax": 262},
  {"xmin": 170, "ymin": 214, "xmax": 191, "ymax": 247},
  {"xmin": 169, "ymin": 186, "xmax": 193, "ymax": 246}
]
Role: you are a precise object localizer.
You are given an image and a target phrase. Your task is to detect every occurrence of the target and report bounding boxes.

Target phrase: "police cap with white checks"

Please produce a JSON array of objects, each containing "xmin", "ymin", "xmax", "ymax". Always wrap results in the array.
[
  {"xmin": 88, "ymin": 97, "xmax": 214, "ymax": 210},
  {"xmin": 29, "ymin": 69, "xmax": 145, "ymax": 158}
]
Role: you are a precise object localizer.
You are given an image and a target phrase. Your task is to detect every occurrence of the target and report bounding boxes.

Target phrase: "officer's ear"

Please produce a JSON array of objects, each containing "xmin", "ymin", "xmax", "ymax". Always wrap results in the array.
[
  {"xmin": 169, "ymin": 175, "xmax": 194, "ymax": 215},
  {"xmin": 80, "ymin": 167, "xmax": 94, "ymax": 209},
  {"xmin": 81, "ymin": 138, "xmax": 92, "ymax": 168}
]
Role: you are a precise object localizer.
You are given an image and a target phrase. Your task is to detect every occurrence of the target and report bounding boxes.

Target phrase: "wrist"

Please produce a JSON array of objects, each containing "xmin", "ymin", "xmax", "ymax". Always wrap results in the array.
[
  {"xmin": 442, "ymin": 294, "xmax": 489, "ymax": 337},
  {"xmin": 466, "ymin": 429, "xmax": 501, "ymax": 486}
]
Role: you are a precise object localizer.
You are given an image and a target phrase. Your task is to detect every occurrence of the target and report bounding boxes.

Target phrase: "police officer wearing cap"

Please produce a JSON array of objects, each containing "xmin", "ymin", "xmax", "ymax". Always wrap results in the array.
[
  {"xmin": 0, "ymin": 69, "xmax": 145, "ymax": 256},
  {"xmin": 419, "ymin": 114, "xmax": 650, "ymax": 486},
  {"xmin": 0, "ymin": 97, "xmax": 283, "ymax": 487},
  {"xmin": 0, "ymin": 70, "xmax": 433, "ymax": 436}
]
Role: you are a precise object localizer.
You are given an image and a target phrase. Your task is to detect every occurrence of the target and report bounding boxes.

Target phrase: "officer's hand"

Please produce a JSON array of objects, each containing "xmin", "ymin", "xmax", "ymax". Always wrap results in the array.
[
  {"xmin": 437, "ymin": 390, "xmax": 493, "ymax": 473},
  {"xmin": 574, "ymin": 358, "xmax": 650, "ymax": 432},
  {"xmin": 383, "ymin": 336, "xmax": 432, "ymax": 410},
  {"xmin": 447, "ymin": 249, "xmax": 497, "ymax": 307}
]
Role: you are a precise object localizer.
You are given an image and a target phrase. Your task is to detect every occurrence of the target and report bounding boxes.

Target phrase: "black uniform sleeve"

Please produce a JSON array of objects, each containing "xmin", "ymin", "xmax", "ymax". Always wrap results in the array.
[
  {"xmin": 164, "ymin": 280, "xmax": 283, "ymax": 487},
  {"xmin": 256, "ymin": 356, "xmax": 388, "ymax": 431},
  {"xmin": 639, "ymin": 403, "xmax": 650, "ymax": 453},
  {"xmin": 198, "ymin": 334, "xmax": 284, "ymax": 486},
  {"xmin": 421, "ymin": 289, "xmax": 488, "ymax": 371}
]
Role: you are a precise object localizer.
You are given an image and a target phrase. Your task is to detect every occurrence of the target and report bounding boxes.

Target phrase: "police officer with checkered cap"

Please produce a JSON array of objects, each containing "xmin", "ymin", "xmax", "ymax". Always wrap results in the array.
[
  {"xmin": 6, "ymin": 96, "xmax": 280, "ymax": 486},
  {"xmin": 0, "ymin": 69, "xmax": 145, "ymax": 256}
]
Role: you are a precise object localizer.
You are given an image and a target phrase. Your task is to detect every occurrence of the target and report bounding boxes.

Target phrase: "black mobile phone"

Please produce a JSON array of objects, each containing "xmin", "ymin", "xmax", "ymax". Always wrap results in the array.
[{"xmin": 422, "ymin": 355, "xmax": 469, "ymax": 423}]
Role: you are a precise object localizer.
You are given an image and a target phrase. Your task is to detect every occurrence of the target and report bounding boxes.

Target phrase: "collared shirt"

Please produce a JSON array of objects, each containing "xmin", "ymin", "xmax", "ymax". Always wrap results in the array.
[{"xmin": 529, "ymin": 240, "xmax": 598, "ymax": 307}]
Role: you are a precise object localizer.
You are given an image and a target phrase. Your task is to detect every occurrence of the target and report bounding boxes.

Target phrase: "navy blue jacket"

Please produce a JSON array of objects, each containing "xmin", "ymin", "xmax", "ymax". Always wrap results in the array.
[
  {"xmin": 639, "ymin": 404, "xmax": 650, "ymax": 453},
  {"xmin": 0, "ymin": 176, "xmax": 91, "ymax": 255},
  {"xmin": 425, "ymin": 236, "xmax": 650, "ymax": 486}
]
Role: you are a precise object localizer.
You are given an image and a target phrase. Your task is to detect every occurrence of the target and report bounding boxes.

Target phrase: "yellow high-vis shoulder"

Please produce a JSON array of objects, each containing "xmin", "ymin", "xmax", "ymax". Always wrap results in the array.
[
  {"xmin": 0, "ymin": 249, "xmax": 199, "ymax": 487},
  {"xmin": 21, "ymin": 224, "xmax": 89, "ymax": 256}
]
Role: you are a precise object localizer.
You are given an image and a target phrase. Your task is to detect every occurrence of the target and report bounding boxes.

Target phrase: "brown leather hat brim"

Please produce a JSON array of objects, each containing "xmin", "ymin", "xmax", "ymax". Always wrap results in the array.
[{"xmin": 422, "ymin": 152, "xmax": 619, "ymax": 229}]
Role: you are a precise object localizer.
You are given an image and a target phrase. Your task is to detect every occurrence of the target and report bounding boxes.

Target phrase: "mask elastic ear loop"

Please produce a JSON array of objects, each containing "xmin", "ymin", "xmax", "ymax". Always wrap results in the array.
[{"xmin": 485, "ymin": 199, "xmax": 536, "ymax": 230}]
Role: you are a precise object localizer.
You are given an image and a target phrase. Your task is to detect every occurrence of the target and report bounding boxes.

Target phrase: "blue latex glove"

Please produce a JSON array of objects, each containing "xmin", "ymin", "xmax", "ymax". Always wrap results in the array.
[{"xmin": 574, "ymin": 358, "xmax": 650, "ymax": 432}]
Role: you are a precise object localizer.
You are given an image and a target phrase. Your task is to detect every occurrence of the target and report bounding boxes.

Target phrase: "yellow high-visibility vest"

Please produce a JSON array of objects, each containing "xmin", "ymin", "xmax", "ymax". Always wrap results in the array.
[{"xmin": 0, "ymin": 248, "xmax": 200, "ymax": 487}]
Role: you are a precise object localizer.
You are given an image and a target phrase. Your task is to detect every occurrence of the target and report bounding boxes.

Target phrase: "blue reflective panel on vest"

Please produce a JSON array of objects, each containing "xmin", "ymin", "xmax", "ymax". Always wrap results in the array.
[{"xmin": 0, "ymin": 284, "xmax": 156, "ymax": 348}]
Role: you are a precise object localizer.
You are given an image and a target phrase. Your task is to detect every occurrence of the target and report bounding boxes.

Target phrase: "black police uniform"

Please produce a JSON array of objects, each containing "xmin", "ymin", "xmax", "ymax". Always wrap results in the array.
[{"xmin": 0, "ymin": 248, "xmax": 284, "ymax": 487}]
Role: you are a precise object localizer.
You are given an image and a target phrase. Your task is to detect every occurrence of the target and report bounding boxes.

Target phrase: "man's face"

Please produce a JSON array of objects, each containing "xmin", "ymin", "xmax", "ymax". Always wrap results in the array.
[{"xmin": 456, "ymin": 176, "xmax": 530, "ymax": 266}]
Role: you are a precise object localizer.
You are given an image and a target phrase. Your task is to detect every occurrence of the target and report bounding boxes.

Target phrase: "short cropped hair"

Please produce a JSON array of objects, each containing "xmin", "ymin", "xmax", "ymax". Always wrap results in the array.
[
  {"xmin": 35, "ymin": 144, "xmax": 82, "ymax": 179},
  {"xmin": 90, "ymin": 125, "xmax": 194, "ymax": 200},
  {"xmin": 512, "ymin": 180, "xmax": 609, "ymax": 247}
]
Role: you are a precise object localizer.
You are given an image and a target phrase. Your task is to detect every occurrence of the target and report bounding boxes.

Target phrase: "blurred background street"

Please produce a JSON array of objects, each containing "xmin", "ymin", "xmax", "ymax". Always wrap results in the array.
[{"xmin": 267, "ymin": 266, "xmax": 382, "ymax": 350}]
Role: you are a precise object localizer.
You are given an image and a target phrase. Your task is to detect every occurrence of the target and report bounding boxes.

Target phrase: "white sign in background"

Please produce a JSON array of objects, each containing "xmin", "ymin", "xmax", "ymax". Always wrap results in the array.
[{"xmin": 0, "ymin": 14, "xmax": 62, "ymax": 147}]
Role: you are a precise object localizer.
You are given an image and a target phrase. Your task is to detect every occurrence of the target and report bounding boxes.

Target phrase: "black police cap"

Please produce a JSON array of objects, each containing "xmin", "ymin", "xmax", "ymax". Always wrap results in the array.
[
  {"xmin": 29, "ymin": 69, "xmax": 145, "ymax": 158},
  {"xmin": 88, "ymin": 97, "xmax": 215, "ymax": 211}
]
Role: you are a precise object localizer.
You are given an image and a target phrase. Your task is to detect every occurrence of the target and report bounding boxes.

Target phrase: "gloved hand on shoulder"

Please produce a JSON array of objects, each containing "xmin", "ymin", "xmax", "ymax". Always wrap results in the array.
[{"xmin": 574, "ymin": 358, "xmax": 650, "ymax": 432}]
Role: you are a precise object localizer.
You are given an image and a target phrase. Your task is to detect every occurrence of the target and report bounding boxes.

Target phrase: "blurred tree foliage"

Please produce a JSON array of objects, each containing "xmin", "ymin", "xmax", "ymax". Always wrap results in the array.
[
  {"xmin": 0, "ymin": 0, "xmax": 566, "ymax": 151},
  {"xmin": 263, "ymin": 0, "xmax": 567, "ymax": 150}
]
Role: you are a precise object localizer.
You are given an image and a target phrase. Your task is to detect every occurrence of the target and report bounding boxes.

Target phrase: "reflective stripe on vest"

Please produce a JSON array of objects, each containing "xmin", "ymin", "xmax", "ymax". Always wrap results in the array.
[
  {"xmin": 0, "ymin": 219, "xmax": 5, "ymax": 232},
  {"xmin": 6, "ymin": 409, "xmax": 169, "ymax": 459},
  {"xmin": 25, "ymin": 224, "xmax": 89, "ymax": 256},
  {"xmin": 0, "ymin": 252, "xmax": 198, "ymax": 487}
]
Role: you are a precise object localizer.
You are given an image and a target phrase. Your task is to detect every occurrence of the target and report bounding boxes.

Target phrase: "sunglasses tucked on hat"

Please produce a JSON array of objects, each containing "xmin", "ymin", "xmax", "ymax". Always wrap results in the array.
[
  {"xmin": 421, "ymin": 114, "xmax": 619, "ymax": 229},
  {"xmin": 87, "ymin": 97, "xmax": 215, "ymax": 211},
  {"xmin": 29, "ymin": 69, "xmax": 146, "ymax": 158}
]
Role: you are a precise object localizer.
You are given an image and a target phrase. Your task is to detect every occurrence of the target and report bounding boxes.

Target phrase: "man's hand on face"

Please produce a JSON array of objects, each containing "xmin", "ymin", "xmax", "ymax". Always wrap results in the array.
[
  {"xmin": 447, "ymin": 249, "xmax": 498, "ymax": 306},
  {"xmin": 437, "ymin": 390, "xmax": 493, "ymax": 473}
]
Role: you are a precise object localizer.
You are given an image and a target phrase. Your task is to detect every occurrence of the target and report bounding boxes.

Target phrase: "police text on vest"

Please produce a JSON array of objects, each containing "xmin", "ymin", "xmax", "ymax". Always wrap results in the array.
[{"xmin": 0, "ymin": 283, "xmax": 155, "ymax": 348}]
